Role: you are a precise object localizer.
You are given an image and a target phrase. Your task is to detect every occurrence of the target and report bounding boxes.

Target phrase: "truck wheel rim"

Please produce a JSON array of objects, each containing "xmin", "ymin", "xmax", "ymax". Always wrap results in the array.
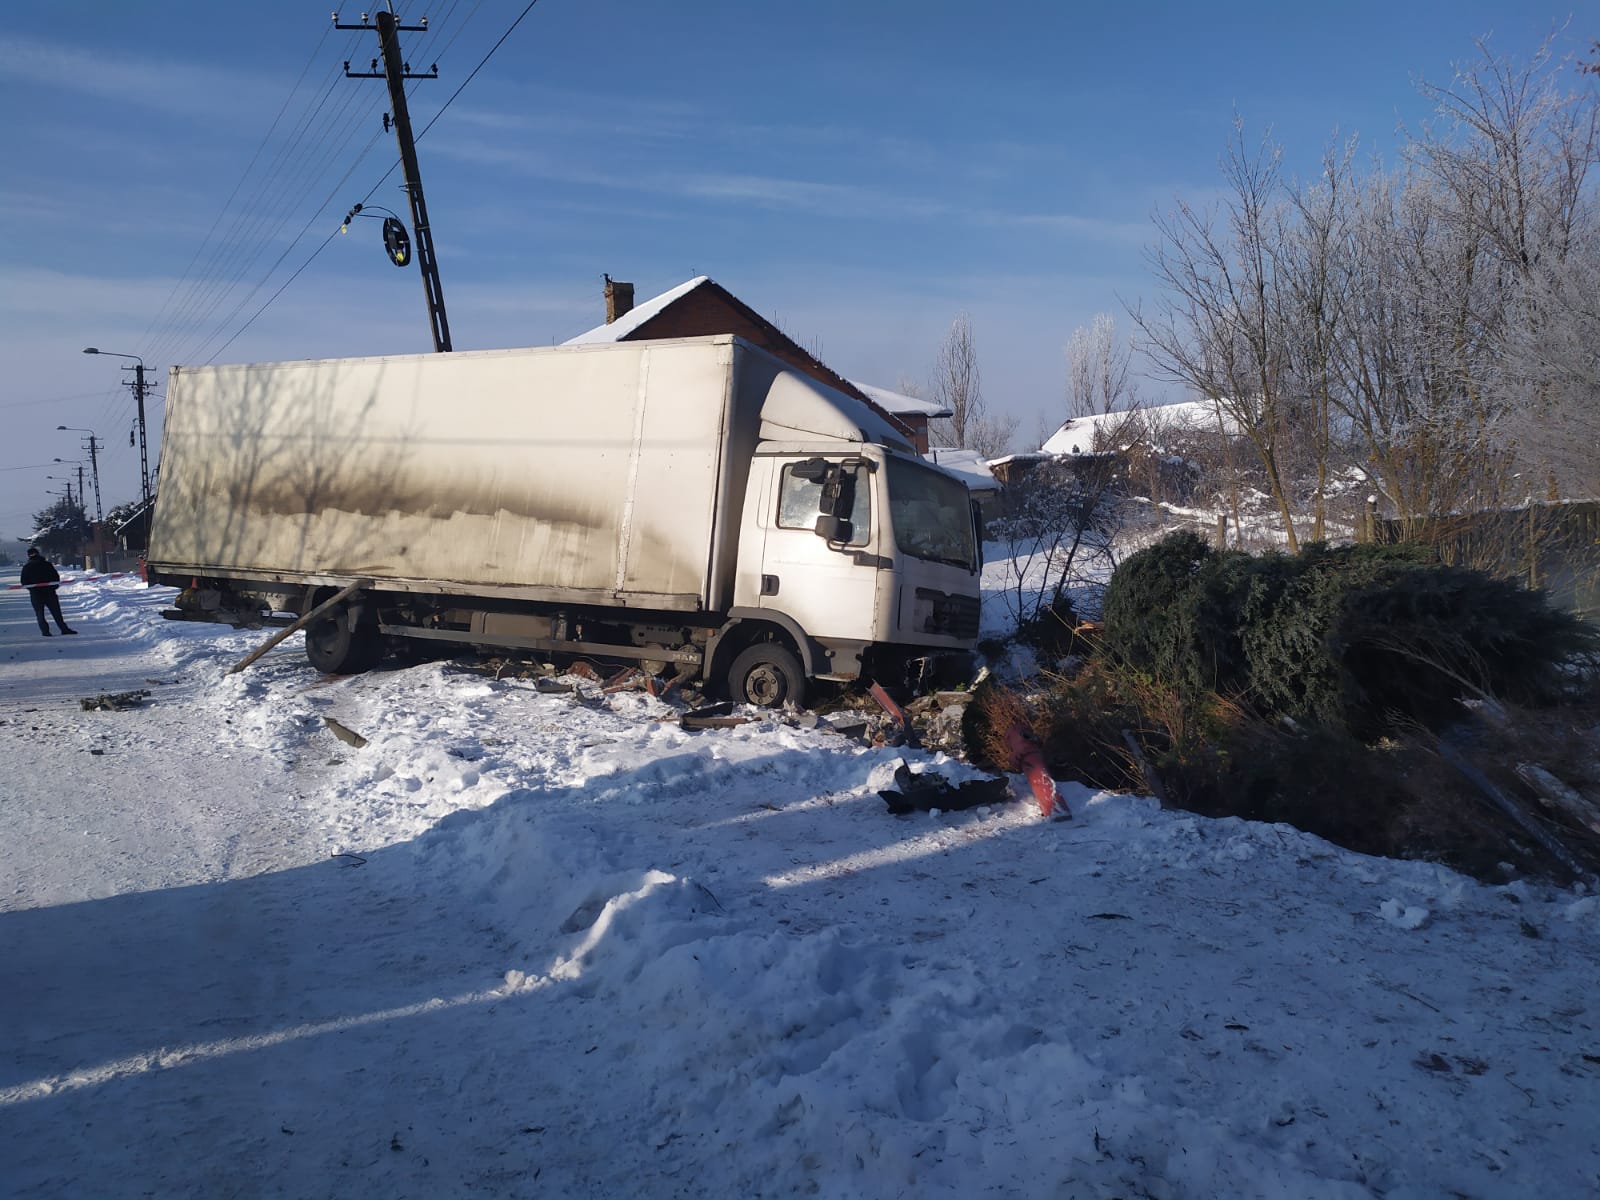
[{"xmin": 746, "ymin": 665, "xmax": 784, "ymax": 706}]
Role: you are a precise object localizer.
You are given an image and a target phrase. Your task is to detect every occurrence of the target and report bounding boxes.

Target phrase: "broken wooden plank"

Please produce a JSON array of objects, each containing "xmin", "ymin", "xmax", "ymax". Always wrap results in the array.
[
  {"xmin": 323, "ymin": 717, "xmax": 368, "ymax": 748},
  {"xmin": 680, "ymin": 715, "xmax": 755, "ymax": 731},
  {"xmin": 1515, "ymin": 762, "xmax": 1600, "ymax": 834},
  {"xmin": 227, "ymin": 580, "xmax": 367, "ymax": 676}
]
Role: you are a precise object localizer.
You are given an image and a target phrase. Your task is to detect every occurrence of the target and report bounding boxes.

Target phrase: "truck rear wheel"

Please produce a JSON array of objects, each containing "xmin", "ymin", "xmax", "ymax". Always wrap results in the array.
[
  {"xmin": 729, "ymin": 643, "xmax": 804, "ymax": 709},
  {"xmin": 305, "ymin": 608, "xmax": 383, "ymax": 674}
]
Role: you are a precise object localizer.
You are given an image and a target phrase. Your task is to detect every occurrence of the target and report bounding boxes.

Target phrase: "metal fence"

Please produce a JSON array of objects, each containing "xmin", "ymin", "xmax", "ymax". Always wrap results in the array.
[{"xmin": 1365, "ymin": 500, "xmax": 1600, "ymax": 618}]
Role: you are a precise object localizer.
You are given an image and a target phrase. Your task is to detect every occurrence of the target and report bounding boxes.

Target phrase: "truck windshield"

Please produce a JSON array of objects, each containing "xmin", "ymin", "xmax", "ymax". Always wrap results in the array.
[{"xmin": 885, "ymin": 456, "xmax": 976, "ymax": 570}]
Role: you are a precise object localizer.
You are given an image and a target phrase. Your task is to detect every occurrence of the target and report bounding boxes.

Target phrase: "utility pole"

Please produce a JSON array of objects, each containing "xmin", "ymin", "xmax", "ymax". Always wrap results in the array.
[
  {"xmin": 84, "ymin": 436, "xmax": 103, "ymax": 524},
  {"xmin": 336, "ymin": 5, "xmax": 453, "ymax": 352},
  {"xmin": 132, "ymin": 361, "xmax": 152, "ymax": 508},
  {"xmin": 80, "ymin": 348, "xmax": 153, "ymax": 510}
]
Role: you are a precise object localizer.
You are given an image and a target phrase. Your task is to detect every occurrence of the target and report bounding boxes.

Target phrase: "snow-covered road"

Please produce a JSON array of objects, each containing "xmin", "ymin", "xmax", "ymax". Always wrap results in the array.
[{"xmin": 3, "ymin": 573, "xmax": 1598, "ymax": 1198}]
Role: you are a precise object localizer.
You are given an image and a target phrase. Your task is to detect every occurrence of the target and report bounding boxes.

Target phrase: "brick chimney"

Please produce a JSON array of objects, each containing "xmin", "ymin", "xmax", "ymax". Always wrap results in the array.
[{"xmin": 604, "ymin": 274, "xmax": 634, "ymax": 324}]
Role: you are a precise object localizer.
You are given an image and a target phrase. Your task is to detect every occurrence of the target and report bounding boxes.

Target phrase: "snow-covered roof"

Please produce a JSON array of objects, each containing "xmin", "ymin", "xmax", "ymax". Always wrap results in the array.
[
  {"xmin": 1041, "ymin": 399, "xmax": 1239, "ymax": 455},
  {"xmin": 563, "ymin": 276, "xmax": 712, "ymax": 345},
  {"xmin": 849, "ymin": 382, "xmax": 950, "ymax": 420},
  {"xmin": 927, "ymin": 447, "xmax": 998, "ymax": 492},
  {"xmin": 986, "ymin": 451, "xmax": 1051, "ymax": 469}
]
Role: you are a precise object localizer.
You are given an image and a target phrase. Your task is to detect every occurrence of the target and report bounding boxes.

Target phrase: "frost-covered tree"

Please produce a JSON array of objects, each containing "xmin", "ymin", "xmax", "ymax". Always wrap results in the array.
[
  {"xmin": 29, "ymin": 497, "xmax": 90, "ymax": 561},
  {"xmin": 1135, "ymin": 118, "xmax": 1304, "ymax": 550},
  {"xmin": 928, "ymin": 312, "xmax": 1016, "ymax": 459},
  {"xmin": 1134, "ymin": 33, "xmax": 1599, "ymax": 546},
  {"xmin": 1064, "ymin": 313, "xmax": 1137, "ymax": 419}
]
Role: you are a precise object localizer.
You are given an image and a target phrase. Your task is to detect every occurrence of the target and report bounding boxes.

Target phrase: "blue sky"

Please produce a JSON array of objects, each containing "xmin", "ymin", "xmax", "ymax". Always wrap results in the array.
[{"xmin": 0, "ymin": 0, "xmax": 1587, "ymax": 539}]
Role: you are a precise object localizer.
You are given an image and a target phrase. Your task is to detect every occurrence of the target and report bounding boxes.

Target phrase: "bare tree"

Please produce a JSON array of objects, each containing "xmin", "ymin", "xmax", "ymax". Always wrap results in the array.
[
  {"xmin": 1134, "ymin": 118, "xmax": 1304, "ymax": 550},
  {"xmin": 1409, "ymin": 36, "xmax": 1600, "ymax": 501},
  {"xmin": 1279, "ymin": 138, "xmax": 1359, "ymax": 540},
  {"xmin": 928, "ymin": 312, "xmax": 1016, "ymax": 459},
  {"xmin": 1503, "ymin": 226, "xmax": 1600, "ymax": 498},
  {"xmin": 1330, "ymin": 166, "xmax": 1516, "ymax": 528},
  {"xmin": 990, "ymin": 457, "xmax": 1124, "ymax": 632},
  {"xmin": 1065, "ymin": 313, "xmax": 1137, "ymax": 418}
]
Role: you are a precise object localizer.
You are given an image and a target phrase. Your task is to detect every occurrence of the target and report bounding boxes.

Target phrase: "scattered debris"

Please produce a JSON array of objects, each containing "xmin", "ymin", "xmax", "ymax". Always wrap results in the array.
[
  {"xmin": 323, "ymin": 717, "xmax": 368, "ymax": 748},
  {"xmin": 1119, "ymin": 728, "xmax": 1168, "ymax": 807},
  {"xmin": 1006, "ymin": 723, "xmax": 1065, "ymax": 819},
  {"xmin": 1439, "ymin": 740, "xmax": 1594, "ymax": 885},
  {"xmin": 819, "ymin": 714, "xmax": 869, "ymax": 740},
  {"xmin": 80, "ymin": 690, "xmax": 151, "ymax": 711},
  {"xmin": 1515, "ymin": 762, "xmax": 1600, "ymax": 835},
  {"xmin": 869, "ymin": 683, "xmax": 919, "ymax": 748},
  {"xmin": 874, "ymin": 759, "xmax": 1010, "ymax": 815},
  {"xmin": 681, "ymin": 715, "xmax": 754, "ymax": 731},
  {"xmin": 678, "ymin": 702, "xmax": 753, "ymax": 732}
]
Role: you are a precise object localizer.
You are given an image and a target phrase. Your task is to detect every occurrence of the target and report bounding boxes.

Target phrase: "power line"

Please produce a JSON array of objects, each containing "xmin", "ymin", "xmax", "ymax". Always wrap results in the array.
[
  {"xmin": 140, "ymin": 25, "xmax": 334, "ymax": 352},
  {"xmin": 193, "ymin": 0, "xmax": 544, "ymax": 364}
]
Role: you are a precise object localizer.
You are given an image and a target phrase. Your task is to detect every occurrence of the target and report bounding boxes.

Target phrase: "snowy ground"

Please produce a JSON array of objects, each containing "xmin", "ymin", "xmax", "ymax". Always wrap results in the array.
[{"xmin": 3, "ymin": 572, "xmax": 1599, "ymax": 1199}]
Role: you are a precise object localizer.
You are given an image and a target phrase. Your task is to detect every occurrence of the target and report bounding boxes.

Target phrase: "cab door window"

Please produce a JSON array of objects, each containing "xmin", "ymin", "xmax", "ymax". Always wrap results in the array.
[{"xmin": 777, "ymin": 463, "xmax": 870, "ymax": 547}]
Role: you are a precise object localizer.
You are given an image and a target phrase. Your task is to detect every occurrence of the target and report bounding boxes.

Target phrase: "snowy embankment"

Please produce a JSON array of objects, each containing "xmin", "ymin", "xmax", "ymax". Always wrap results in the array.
[{"xmin": 3, "ymin": 573, "xmax": 1598, "ymax": 1198}]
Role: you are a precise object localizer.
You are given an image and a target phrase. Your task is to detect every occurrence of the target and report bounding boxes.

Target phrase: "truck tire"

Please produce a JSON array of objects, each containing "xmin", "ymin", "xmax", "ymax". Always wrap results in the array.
[
  {"xmin": 729, "ymin": 643, "xmax": 804, "ymax": 709},
  {"xmin": 305, "ymin": 608, "xmax": 383, "ymax": 674}
]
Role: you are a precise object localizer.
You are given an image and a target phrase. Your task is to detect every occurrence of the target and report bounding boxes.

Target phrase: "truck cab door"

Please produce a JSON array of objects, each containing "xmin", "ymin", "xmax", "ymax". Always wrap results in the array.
[{"xmin": 756, "ymin": 458, "xmax": 883, "ymax": 651}]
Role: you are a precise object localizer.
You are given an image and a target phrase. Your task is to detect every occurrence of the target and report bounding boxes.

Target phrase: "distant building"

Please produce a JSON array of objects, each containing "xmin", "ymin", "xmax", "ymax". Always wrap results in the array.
[
  {"xmin": 565, "ymin": 276, "xmax": 917, "ymax": 448},
  {"xmin": 1041, "ymin": 399, "xmax": 1238, "ymax": 456},
  {"xmin": 927, "ymin": 447, "xmax": 1002, "ymax": 529},
  {"xmin": 848, "ymin": 382, "xmax": 950, "ymax": 456}
]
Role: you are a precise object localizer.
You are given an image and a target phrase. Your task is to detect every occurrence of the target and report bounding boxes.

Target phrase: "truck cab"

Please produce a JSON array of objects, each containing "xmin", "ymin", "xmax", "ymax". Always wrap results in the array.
[{"xmin": 725, "ymin": 442, "xmax": 980, "ymax": 703}]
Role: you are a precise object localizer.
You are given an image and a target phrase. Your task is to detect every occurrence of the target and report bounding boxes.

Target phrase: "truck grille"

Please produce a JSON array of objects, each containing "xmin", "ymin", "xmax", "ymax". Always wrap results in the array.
[{"xmin": 916, "ymin": 588, "xmax": 980, "ymax": 639}]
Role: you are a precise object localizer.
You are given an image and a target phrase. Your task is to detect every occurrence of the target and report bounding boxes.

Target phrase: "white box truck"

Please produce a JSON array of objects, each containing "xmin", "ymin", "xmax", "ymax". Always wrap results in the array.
[{"xmin": 147, "ymin": 335, "xmax": 981, "ymax": 704}]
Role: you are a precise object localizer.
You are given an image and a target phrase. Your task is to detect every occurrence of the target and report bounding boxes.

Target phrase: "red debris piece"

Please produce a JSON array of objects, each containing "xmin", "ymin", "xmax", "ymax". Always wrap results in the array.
[
  {"xmin": 1005, "ymin": 723, "xmax": 1064, "ymax": 820},
  {"xmin": 869, "ymin": 682, "xmax": 919, "ymax": 747}
]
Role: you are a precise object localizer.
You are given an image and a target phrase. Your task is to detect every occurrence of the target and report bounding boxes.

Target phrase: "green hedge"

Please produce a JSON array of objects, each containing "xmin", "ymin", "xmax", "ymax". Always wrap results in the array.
[{"xmin": 1101, "ymin": 534, "xmax": 1594, "ymax": 735}]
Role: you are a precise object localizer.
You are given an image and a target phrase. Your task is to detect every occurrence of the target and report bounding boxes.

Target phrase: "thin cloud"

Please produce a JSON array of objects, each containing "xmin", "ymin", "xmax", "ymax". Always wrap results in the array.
[{"xmin": 0, "ymin": 33, "xmax": 283, "ymax": 119}]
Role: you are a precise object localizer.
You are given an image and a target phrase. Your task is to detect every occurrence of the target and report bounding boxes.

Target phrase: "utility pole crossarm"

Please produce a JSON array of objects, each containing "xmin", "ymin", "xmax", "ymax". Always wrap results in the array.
[{"xmin": 333, "ymin": 5, "xmax": 452, "ymax": 353}]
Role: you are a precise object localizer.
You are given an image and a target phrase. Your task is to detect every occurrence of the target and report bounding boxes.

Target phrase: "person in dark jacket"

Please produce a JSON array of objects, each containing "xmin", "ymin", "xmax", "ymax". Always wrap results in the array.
[{"xmin": 21, "ymin": 547, "xmax": 76, "ymax": 637}]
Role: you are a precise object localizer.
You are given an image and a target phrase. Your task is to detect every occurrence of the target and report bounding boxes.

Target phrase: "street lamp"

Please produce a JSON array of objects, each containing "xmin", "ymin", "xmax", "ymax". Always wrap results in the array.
[
  {"xmin": 82, "ymin": 347, "xmax": 153, "ymax": 510},
  {"xmin": 53, "ymin": 458, "xmax": 87, "ymax": 511}
]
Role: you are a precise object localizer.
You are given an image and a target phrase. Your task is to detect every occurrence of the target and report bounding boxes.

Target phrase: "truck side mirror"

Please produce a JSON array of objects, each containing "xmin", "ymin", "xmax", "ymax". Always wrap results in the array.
[
  {"xmin": 790, "ymin": 458, "xmax": 830, "ymax": 483},
  {"xmin": 820, "ymin": 468, "xmax": 855, "ymax": 517},
  {"xmin": 814, "ymin": 514, "xmax": 853, "ymax": 543}
]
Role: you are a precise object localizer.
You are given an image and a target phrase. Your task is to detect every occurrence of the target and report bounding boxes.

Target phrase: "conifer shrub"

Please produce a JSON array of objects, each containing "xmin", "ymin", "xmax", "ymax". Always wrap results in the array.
[
  {"xmin": 1098, "ymin": 529, "xmax": 1217, "ymax": 690},
  {"xmin": 1101, "ymin": 533, "xmax": 1595, "ymax": 736}
]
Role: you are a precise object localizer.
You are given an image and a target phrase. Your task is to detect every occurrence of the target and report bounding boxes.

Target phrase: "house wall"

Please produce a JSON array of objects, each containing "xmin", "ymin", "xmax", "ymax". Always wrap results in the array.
[{"xmin": 625, "ymin": 290, "xmax": 917, "ymax": 446}]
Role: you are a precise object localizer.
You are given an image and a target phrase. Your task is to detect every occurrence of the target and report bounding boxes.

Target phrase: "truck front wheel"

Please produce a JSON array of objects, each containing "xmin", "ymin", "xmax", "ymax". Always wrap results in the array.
[
  {"xmin": 305, "ymin": 608, "xmax": 383, "ymax": 674},
  {"xmin": 729, "ymin": 643, "xmax": 804, "ymax": 709}
]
